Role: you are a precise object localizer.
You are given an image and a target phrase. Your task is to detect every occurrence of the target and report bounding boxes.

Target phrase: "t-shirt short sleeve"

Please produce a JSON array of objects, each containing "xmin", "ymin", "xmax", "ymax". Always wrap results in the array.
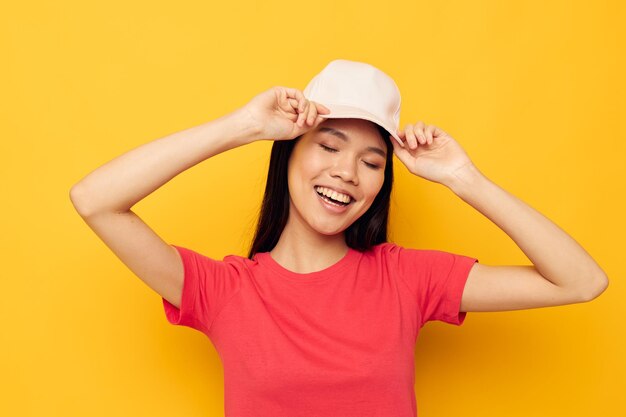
[
  {"xmin": 162, "ymin": 245, "xmax": 241, "ymax": 337},
  {"xmin": 386, "ymin": 243, "xmax": 479, "ymax": 327}
]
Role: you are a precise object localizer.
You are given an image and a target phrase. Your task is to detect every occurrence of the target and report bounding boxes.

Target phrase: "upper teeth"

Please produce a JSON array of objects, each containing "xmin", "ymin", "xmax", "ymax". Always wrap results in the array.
[{"xmin": 315, "ymin": 186, "xmax": 352, "ymax": 203}]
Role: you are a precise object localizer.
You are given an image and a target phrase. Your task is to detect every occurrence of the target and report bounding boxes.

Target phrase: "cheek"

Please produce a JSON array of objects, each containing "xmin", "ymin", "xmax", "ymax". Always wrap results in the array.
[
  {"xmin": 306, "ymin": 152, "xmax": 328, "ymax": 170},
  {"xmin": 287, "ymin": 154, "xmax": 322, "ymax": 197},
  {"xmin": 293, "ymin": 153, "xmax": 327, "ymax": 182},
  {"xmin": 364, "ymin": 172, "xmax": 385, "ymax": 199}
]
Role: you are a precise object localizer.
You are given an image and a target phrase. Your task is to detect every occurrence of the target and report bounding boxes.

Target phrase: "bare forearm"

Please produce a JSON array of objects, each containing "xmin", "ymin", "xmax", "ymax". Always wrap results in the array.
[
  {"xmin": 70, "ymin": 108, "xmax": 260, "ymax": 216},
  {"xmin": 445, "ymin": 164, "xmax": 608, "ymax": 293}
]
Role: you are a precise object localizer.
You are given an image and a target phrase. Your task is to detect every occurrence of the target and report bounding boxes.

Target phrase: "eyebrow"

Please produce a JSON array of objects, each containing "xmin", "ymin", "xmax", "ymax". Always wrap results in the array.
[{"xmin": 318, "ymin": 126, "xmax": 387, "ymax": 158}]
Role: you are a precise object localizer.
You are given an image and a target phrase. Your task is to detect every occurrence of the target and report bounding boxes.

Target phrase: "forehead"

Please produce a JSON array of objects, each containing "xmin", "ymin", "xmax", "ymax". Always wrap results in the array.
[{"xmin": 312, "ymin": 119, "xmax": 387, "ymax": 153}]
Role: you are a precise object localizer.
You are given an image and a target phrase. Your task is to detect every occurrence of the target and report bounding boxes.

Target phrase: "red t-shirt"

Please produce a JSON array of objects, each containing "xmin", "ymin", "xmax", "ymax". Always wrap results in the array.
[{"xmin": 162, "ymin": 242, "xmax": 478, "ymax": 417}]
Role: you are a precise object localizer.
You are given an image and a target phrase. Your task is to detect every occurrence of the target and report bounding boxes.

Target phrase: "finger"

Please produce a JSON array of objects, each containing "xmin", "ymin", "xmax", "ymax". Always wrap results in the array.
[
  {"xmin": 433, "ymin": 125, "xmax": 447, "ymax": 138},
  {"xmin": 425, "ymin": 125, "xmax": 435, "ymax": 144},
  {"xmin": 283, "ymin": 86, "xmax": 304, "ymax": 99},
  {"xmin": 313, "ymin": 114, "xmax": 326, "ymax": 127},
  {"xmin": 391, "ymin": 135, "xmax": 401, "ymax": 152},
  {"xmin": 284, "ymin": 87, "xmax": 306, "ymax": 109},
  {"xmin": 280, "ymin": 89, "xmax": 295, "ymax": 112},
  {"xmin": 410, "ymin": 124, "xmax": 423, "ymax": 145},
  {"xmin": 299, "ymin": 96, "xmax": 309, "ymax": 113},
  {"xmin": 391, "ymin": 136, "xmax": 412, "ymax": 166},
  {"xmin": 400, "ymin": 127, "xmax": 410, "ymax": 148},
  {"xmin": 284, "ymin": 98, "xmax": 300, "ymax": 118},
  {"xmin": 281, "ymin": 86, "xmax": 306, "ymax": 116},
  {"xmin": 303, "ymin": 102, "xmax": 315, "ymax": 125},
  {"xmin": 297, "ymin": 100, "xmax": 310, "ymax": 126},
  {"xmin": 391, "ymin": 136, "xmax": 404, "ymax": 151},
  {"xmin": 415, "ymin": 121, "xmax": 427, "ymax": 143},
  {"xmin": 406, "ymin": 125, "xmax": 419, "ymax": 149},
  {"xmin": 306, "ymin": 102, "xmax": 318, "ymax": 125},
  {"xmin": 392, "ymin": 131, "xmax": 405, "ymax": 148},
  {"xmin": 391, "ymin": 136, "xmax": 399, "ymax": 151},
  {"xmin": 313, "ymin": 101, "xmax": 331, "ymax": 114},
  {"xmin": 395, "ymin": 132, "xmax": 405, "ymax": 148}
]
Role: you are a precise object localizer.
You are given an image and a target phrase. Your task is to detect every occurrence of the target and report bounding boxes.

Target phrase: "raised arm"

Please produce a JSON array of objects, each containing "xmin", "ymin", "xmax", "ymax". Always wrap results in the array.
[
  {"xmin": 449, "ymin": 163, "xmax": 608, "ymax": 311},
  {"xmin": 391, "ymin": 121, "xmax": 608, "ymax": 312},
  {"xmin": 69, "ymin": 86, "xmax": 330, "ymax": 308},
  {"xmin": 70, "ymin": 108, "xmax": 260, "ymax": 216},
  {"xmin": 69, "ymin": 108, "xmax": 261, "ymax": 307}
]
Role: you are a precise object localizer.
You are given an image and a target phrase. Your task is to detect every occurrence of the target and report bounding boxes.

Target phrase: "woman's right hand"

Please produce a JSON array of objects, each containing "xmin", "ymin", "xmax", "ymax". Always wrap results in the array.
[{"xmin": 241, "ymin": 86, "xmax": 332, "ymax": 142}]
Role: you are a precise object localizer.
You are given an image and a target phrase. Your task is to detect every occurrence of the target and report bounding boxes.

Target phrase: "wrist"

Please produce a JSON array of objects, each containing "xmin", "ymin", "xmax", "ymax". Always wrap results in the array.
[
  {"xmin": 223, "ymin": 107, "xmax": 263, "ymax": 146},
  {"xmin": 444, "ymin": 162, "xmax": 486, "ymax": 197}
]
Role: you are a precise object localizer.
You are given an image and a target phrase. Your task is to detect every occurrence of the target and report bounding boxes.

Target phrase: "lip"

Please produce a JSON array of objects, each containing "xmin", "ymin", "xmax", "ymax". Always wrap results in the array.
[
  {"xmin": 314, "ymin": 185, "xmax": 356, "ymax": 202},
  {"xmin": 314, "ymin": 188, "xmax": 353, "ymax": 213}
]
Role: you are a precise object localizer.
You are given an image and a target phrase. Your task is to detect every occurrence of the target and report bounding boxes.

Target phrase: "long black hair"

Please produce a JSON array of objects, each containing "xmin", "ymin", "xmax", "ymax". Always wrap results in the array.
[{"xmin": 247, "ymin": 121, "xmax": 394, "ymax": 259}]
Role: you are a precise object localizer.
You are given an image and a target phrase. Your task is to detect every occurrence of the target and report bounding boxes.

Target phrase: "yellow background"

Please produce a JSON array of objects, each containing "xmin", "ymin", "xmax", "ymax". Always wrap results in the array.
[{"xmin": 2, "ymin": 0, "xmax": 624, "ymax": 416}]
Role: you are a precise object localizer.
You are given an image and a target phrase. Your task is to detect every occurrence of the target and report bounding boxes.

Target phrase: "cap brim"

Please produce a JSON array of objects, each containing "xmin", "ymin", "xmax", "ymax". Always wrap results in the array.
[{"xmin": 318, "ymin": 104, "xmax": 403, "ymax": 146}]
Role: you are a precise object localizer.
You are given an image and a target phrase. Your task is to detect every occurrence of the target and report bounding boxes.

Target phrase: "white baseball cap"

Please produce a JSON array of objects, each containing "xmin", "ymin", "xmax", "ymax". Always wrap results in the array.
[{"xmin": 303, "ymin": 59, "xmax": 403, "ymax": 145}]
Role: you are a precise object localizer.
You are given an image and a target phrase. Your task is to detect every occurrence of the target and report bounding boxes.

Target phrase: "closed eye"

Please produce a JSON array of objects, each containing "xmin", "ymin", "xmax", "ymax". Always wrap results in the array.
[
  {"xmin": 319, "ymin": 144, "xmax": 381, "ymax": 170},
  {"xmin": 319, "ymin": 144, "xmax": 337, "ymax": 153}
]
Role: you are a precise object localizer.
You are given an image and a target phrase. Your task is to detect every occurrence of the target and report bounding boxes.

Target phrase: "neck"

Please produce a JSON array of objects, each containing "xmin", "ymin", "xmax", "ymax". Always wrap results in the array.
[{"xmin": 270, "ymin": 212, "xmax": 349, "ymax": 274}]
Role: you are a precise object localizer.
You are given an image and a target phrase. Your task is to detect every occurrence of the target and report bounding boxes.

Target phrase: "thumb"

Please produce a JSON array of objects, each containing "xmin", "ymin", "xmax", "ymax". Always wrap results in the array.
[
  {"xmin": 391, "ymin": 137, "xmax": 414, "ymax": 165},
  {"xmin": 391, "ymin": 136, "xmax": 405, "ymax": 150}
]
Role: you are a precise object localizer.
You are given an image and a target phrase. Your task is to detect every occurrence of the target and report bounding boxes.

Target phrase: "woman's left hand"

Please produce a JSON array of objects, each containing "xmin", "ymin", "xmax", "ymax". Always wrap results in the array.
[{"xmin": 391, "ymin": 121, "xmax": 476, "ymax": 186}]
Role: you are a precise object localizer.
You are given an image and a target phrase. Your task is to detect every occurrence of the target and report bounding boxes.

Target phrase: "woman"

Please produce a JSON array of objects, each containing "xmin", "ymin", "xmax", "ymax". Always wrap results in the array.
[{"xmin": 70, "ymin": 60, "xmax": 608, "ymax": 417}]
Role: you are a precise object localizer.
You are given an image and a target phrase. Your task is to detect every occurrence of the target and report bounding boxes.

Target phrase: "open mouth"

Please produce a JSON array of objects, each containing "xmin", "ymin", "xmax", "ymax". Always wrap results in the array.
[{"xmin": 314, "ymin": 186, "xmax": 354, "ymax": 207}]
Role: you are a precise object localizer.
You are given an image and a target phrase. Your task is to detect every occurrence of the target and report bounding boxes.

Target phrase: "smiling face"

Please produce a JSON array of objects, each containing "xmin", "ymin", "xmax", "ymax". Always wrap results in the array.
[{"xmin": 286, "ymin": 118, "xmax": 388, "ymax": 236}]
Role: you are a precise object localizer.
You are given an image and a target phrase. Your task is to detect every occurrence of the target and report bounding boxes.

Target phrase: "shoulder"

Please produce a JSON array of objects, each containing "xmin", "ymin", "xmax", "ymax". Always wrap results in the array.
[
  {"xmin": 368, "ymin": 241, "xmax": 400, "ymax": 253},
  {"xmin": 222, "ymin": 253, "xmax": 260, "ymax": 271},
  {"xmin": 366, "ymin": 241, "xmax": 411, "ymax": 257},
  {"xmin": 367, "ymin": 241, "xmax": 455, "ymax": 266},
  {"xmin": 361, "ymin": 241, "xmax": 408, "ymax": 264},
  {"xmin": 186, "ymin": 248, "xmax": 258, "ymax": 276}
]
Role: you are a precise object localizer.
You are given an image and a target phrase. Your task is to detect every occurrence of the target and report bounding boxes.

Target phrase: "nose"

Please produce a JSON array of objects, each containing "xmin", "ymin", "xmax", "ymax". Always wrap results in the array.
[{"xmin": 329, "ymin": 155, "xmax": 359, "ymax": 185}]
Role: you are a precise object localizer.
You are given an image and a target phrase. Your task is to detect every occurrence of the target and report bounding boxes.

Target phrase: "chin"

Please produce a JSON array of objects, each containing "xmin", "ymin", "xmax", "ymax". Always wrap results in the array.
[{"xmin": 310, "ymin": 219, "xmax": 350, "ymax": 236}]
